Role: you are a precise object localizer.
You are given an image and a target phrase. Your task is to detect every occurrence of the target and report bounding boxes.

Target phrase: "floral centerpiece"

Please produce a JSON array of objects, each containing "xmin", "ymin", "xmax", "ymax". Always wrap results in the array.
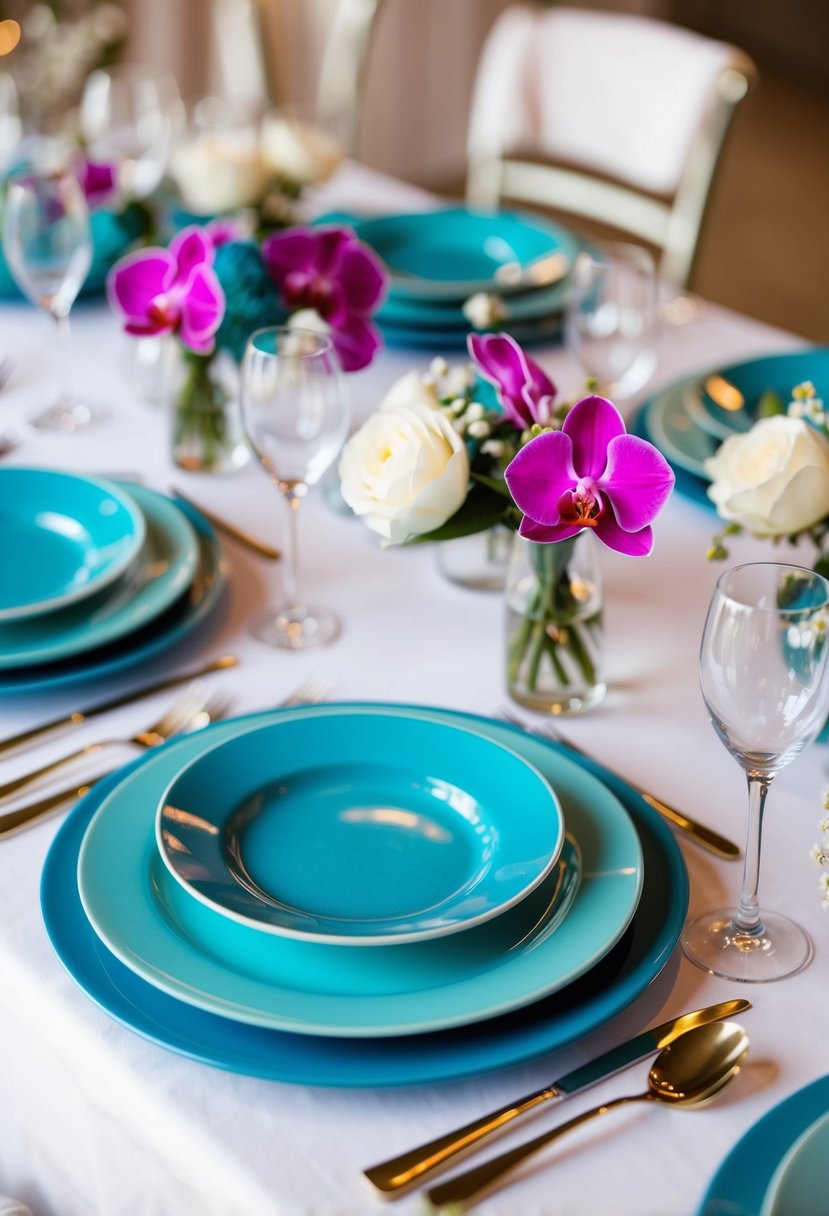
[
  {"xmin": 107, "ymin": 222, "xmax": 387, "ymax": 470},
  {"xmin": 705, "ymin": 380, "xmax": 829, "ymax": 578},
  {"xmin": 339, "ymin": 332, "xmax": 675, "ymax": 711}
]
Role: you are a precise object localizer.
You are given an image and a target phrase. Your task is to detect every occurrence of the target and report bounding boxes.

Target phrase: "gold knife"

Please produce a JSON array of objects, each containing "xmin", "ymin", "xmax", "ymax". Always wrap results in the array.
[{"xmin": 363, "ymin": 998, "xmax": 751, "ymax": 1197}]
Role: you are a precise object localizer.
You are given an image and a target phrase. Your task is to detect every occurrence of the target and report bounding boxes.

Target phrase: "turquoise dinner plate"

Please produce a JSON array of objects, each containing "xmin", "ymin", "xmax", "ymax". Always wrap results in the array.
[
  {"xmin": 381, "ymin": 313, "xmax": 563, "ymax": 352},
  {"xmin": 348, "ymin": 208, "xmax": 579, "ymax": 300},
  {"xmin": 0, "ymin": 468, "xmax": 145, "ymax": 622},
  {"xmin": 78, "ymin": 704, "xmax": 643, "ymax": 1037},
  {"xmin": 42, "ymin": 706, "xmax": 687, "ymax": 1086},
  {"xmin": 0, "ymin": 489, "xmax": 224, "ymax": 694},
  {"xmin": 697, "ymin": 1074, "xmax": 829, "ymax": 1216},
  {"xmin": 632, "ymin": 401, "xmax": 716, "ymax": 514},
  {"xmin": 158, "ymin": 711, "xmax": 565, "ymax": 944},
  {"xmin": 685, "ymin": 347, "xmax": 829, "ymax": 440},
  {"xmin": 380, "ymin": 273, "xmax": 572, "ymax": 329},
  {"xmin": 0, "ymin": 482, "xmax": 199, "ymax": 668},
  {"xmin": 642, "ymin": 379, "xmax": 720, "ymax": 479}
]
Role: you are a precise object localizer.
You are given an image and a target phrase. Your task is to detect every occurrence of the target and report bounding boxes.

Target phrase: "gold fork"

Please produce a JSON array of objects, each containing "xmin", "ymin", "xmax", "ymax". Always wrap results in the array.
[
  {"xmin": 498, "ymin": 708, "xmax": 740, "ymax": 860},
  {"xmin": 0, "ymin": 690, "xmax": 233, "ymax": 839},
  {"xmin": 0, "ymin": 683, "xmax": 216, "ymax": 803}
]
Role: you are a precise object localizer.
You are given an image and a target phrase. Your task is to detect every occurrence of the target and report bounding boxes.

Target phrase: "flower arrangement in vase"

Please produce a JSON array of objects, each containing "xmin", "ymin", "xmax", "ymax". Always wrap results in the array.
[{"xmin": 339, "ymin": 332, "xmax": 675, "ymax": 713}]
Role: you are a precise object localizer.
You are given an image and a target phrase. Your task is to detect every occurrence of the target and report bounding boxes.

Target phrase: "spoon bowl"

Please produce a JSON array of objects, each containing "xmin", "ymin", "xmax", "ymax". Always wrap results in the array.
[{"xmin": 428, "ymin": 1021, "xmax": 750, "ymax": 1209}]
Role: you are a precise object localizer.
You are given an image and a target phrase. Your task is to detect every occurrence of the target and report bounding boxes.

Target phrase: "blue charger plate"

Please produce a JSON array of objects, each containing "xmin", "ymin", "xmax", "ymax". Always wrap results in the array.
[
  {"xmin": 688, "ymin": 348, "xmax": 829, "ymax": 439},
  {"xmin": 42, "ymin": 705, "xmax": 687, "ymax": 1086},
  {"xmin": 157, "ymin": 710, "xmax": 565, "ymax": 945},
  {"xmin": 0, "ymin": 468, "xmax": 145, "ymax": 622},
  {"xmin": 697, "ymin": 1074, "xmax": 829, "ymax": 1216},
  {"xmin": 0, "ymin": 488, "xmax": 225, "ymax": 694},
  {"xmin": 632, "ymin": 401, "xmax": 716, "ymax": 514}
]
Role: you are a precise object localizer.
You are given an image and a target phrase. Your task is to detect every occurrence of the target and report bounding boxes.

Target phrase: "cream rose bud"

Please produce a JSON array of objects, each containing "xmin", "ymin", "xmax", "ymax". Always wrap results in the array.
[
  {"xmin": 705, "ymin": 415, "xmax": 829, "ymax": 535},
  {"xmin": 260, "ymin": 115, "xmax": 344, "ymax": 186},
  {"xmin": 339, "ymin": 402, "xmax": 470, "ymax": 544},
  {"xmin": 170, "ymin": 134, "xmax": 268, "ymax": 214},
  {"xmin": 380, "ymin": 369, "xmax": 441, "ymax": 413}
]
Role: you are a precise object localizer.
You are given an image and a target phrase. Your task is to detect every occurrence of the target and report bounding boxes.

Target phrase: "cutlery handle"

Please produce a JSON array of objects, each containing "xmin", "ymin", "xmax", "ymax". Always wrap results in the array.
[
  {"xmin": 0, "ymin": 778, "xmax": 102, "ymax": 839},
  {"xmin": 364, "ymin": 1085, "xmax": 559, "ymax": 1196},
  {"xmin": 427, "ymin": 1093, "xmax": 642, "ymax": 1210},
  {"xmin": 0, "ymin": 743, "xmax": 107, "ymax": 801},
  {"xmin": 170, "ymin": 488, "xmax": 281, "ymax": 561},
  {"xmin": 634, "ymin": 789, "xmax": 740, "ymax": 860}
]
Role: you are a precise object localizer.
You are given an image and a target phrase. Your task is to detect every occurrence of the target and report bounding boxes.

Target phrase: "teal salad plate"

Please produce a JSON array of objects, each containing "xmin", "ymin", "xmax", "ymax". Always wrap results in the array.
[
  {"xmin": 78, "ymin": 704, "xmax": 643, "ymax": 1037},
  {"xmin": 698, "ymin": 1074, "xmax": 829, "ymax": 1216},
  {"xmin": 157, "ymin": 711, "xmax": 564, "ymax": 944},
  {"xmin": 631, "ymin": 402, "xmax": 715, "ymax": 514},
  {"xmin": 0, "ymin": 488, "xmax": 223, "ymax": 694},
  {"xmin": 349, "ymin": 208, "xmax": 578, "ymax": 300},
  {"xmin": 762, "ymin": 1110, "xmax": 829, "ymax": 1216},
  {"xmin": 0, "ymin": 482, "xmax": 198, "ymax": 668},
  {"xmin": 685, "ymin": 347, "xmax": 829, "ymax": 440},
  {"xmin": 43, "ymin": 706, "xmax": 687, "ymax": 1086},
  {"xmin": 642, "ymin": 379, "xmax": 719, "ymax": 479},
  {"xmin": 0, "ymin": 468, "xmax": 145, "ymax": 622},
  {"xmin": 380, "ymin": 313, "xmax": 563, "ymax": 352}
]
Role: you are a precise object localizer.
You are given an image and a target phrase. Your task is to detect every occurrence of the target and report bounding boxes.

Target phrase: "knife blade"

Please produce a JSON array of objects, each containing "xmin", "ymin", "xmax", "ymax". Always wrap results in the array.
[{"xmin": 362, "ymin": 998, "xmax": 751, "ymax": 1197}]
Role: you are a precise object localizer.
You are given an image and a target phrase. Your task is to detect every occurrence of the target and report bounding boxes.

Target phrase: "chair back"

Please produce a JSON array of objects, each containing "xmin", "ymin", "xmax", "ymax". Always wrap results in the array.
[{"xmin": 467, "ymin": 5, "xmax": 755, "ymax": 287}]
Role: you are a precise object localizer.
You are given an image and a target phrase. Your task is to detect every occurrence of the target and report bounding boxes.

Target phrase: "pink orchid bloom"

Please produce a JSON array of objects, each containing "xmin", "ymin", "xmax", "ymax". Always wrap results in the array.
[
  {"xmin": 505, "ymin": 394, "xmax": 675, "ymax": 556},
  {"xmin": 468, "ymin": 332, "xmax": 557, "ymax": 429},
  {"xmin": 78, "ymin": 158, "xmax": 117, "ymax": 209},
  {"xmin": 107, "ymin": 226, "xmax": 226, "ymax": 355},
  {"xmin": 262, "ymin": 226, "xmax": 387, "ymax": 371}
]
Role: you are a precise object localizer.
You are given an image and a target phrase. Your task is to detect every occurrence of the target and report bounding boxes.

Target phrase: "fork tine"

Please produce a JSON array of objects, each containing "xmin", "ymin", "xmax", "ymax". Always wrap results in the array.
[
  {"xmin": 279, "ymin": 673, "xmax": 335, "ymax": 709},
  {"xmin": 147, "ymin": 683, "xmax": 209, "ymax": 737}
]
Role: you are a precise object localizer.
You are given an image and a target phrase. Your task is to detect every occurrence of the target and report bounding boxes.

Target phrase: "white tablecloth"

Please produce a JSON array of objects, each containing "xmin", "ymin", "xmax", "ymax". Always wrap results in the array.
[{"xmin": 0, "ymin": 164, "xmax": 826, "ymax": 1216}]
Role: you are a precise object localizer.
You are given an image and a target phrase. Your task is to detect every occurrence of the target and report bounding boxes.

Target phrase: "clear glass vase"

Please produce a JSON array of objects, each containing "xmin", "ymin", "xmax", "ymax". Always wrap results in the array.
[
  {"xmin": 169, "ymin": 348, "xmax": 250, "ymax": 474},
  {"xmin": 505, "ymin": 531, "xmax": 606, "ymax": 714},
  {"xmin": 435, "ymin": 525, "xmax": 513, "ymax": 591}
]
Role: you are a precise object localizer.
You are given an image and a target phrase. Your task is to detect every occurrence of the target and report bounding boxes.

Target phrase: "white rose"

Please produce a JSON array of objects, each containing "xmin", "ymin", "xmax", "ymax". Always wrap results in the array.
[
  {"xmin": 705, "ymin": 415, "xmax": 829, "ymax": 535},
  {"xmin": 260, "ymin": 115, "xmax": 344, "ymax": 186},
  {"xmin": 170, "ymin": 135, "xmax": 267, "ymax": 214},
  {"xmin": 339, "ymin": 402, "xmax": 470, "ymax": 544},
  {"xmin": 380, "ymin": 369, "xmax": 441, "ymax": 413}
]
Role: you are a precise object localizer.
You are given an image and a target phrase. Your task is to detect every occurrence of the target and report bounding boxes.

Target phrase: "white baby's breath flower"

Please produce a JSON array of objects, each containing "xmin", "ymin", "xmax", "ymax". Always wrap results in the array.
[
  {"xmin": 429, "ymin": 357, "xmax": 449, "ymax": 378},
  {"xmin": 820, "ymin": 872, "xmax": 829, "ymax": 907},
  {"xmin": 809, "ymin": 843, "xmax": 827, "ymax": 865},
  {"xmin": 465, "ymin": 402, "xmax": 485, "ymax": 422},
  {"xmin": 467, "ymin": 420, "xmax": 491, "ymax": 440},
  {"xmin": 481, "ymin": 439, "xmax": 506, "ymax": 458},
  {"xmin": 462, "ymin": 291, "xmax": 506, "ymax": 329}
]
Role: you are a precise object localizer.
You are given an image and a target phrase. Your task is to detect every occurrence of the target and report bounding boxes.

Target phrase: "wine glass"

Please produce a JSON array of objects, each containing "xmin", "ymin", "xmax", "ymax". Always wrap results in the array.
[
  {"xmin": 0, "ymin": 74, "xmax": 21, "ymax": 172},
  {"xmin": 240, "ymin": 327, "xmax": 350, "ymax": 650},
  {"xmin": 79, "ymin": 65, "xmax": 181, "ymax": 201},
  {"xmin": 2, "ymin": 166, "xmax": 95, "ymax": 431},
  {"xmin": 683, "ymin": 562, "xmax": 829, "ymax": 982},
  {"xmin": 564, "ymin": 241, "xmax": 658, "ymax": 402}
]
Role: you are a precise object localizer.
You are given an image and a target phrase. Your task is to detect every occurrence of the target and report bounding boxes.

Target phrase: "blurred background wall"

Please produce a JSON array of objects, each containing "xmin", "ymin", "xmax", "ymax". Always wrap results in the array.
[{"xmin": 5, "ymin": 0, "xmax": 829, "ymax": 340}]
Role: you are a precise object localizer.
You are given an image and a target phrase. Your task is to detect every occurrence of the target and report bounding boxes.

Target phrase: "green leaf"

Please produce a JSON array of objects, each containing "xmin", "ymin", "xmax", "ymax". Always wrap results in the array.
[
  {"xmin": 404, "ymin": 484, "xmax": 516, "ymax": 545},
  {"xmin": 469, "ymin": 470, "xmax": 512, "ymax": 497},
  {"xmin": 814, "ymin": 553, "xmax": 829, "ymax": 580},
  {"xmin": 757, "ymin": 389, "xmax": 785, "ymax": 418}
]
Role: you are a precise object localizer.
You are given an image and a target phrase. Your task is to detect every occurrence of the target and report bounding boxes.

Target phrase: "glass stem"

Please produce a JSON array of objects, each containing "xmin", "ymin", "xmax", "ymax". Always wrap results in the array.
[
  {"xmin": 734, "ymin": 774, "xmax": 773, "ymax": 933},
  {"xmin": 53, "ymin": 312, "xmax": 72, "ymax": 408},
  {"xmin": 281, "ymin": 487, "xmax": 301, "ymax": 613}
]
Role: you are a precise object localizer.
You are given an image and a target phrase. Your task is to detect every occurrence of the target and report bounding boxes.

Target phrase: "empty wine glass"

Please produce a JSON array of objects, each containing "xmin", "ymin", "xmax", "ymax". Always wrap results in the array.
[
  {"xmin": 683, "ymin": 562, "xmax": 829, "ymax": 982},
  {"xmin": 2, "ymin": 166, "xmax": 95, "ymax": 431},
  {"xmin": 79, "ymin": 65, "xmax": 181, "ymax": 201},
  {"xmin": 564, "ymin": 242, "xmax": 657, "ymax": 401},
  {"xmin": 0, "ymin": 74, "xmax": 21, "ymax": 172},
  {"xmin": 240, "ymin": 327, "xmax": 350, "ymax": 650}
]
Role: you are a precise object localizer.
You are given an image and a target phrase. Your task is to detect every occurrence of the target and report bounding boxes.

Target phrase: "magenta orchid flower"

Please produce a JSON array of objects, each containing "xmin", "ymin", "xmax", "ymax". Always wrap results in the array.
[
  {"xmin": 78, "ymin": 158, "xmax": 117, "ymax": 209},
  {"xmin": 107, "ymin": 226, "xmax": 225, "ymax": 355},
  {"xmin": 261, "ymin": 226, "xmax": 387, "ymax": 371},
  {"xmin": 505, "ymin": 394, "xmax": 675, "ymax": 556},
  {"xmin": 468, "ymin": 332, "xmax": 557, "ymax": 428}
]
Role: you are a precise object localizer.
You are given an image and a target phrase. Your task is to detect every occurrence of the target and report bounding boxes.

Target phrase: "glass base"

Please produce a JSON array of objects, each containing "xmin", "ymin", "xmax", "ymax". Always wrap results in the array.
[
  {"xmin": 30, "ymin": 399, "xmax": 103, "ymax": 432},
  {"xmin": 681, "ymin": 907, "xmax": 814, "ymax": 982},
  {"xmin": 251, "ymin": 605, "xmax": 340, "ymax": 651}
]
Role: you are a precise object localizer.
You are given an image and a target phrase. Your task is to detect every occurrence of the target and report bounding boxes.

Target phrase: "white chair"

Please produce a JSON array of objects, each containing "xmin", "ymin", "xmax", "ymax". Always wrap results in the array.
[{"xmin": 466, "ymin": 5, "xmax": 756, "ymax": 288}]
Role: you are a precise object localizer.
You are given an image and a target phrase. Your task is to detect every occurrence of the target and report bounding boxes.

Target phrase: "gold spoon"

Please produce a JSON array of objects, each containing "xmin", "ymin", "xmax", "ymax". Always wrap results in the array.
[{"xmin": 426, "ymin": 1021, "xmax": 750, "ymax": 1210}]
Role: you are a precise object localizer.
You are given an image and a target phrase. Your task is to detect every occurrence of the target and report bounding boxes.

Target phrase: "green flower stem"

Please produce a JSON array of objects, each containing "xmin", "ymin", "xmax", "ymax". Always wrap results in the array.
[{"xmin": 174, "ymin": 352, "xmax": 230, "ymax": 472}]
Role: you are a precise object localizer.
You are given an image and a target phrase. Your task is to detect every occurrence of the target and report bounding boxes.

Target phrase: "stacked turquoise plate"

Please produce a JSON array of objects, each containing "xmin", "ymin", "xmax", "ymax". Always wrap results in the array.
[
  {"xmin": 319, "ymin": 207, "xmax": 581, "ymax": 351},
  {"xmin": 0, "ymin": 469, "xmax": 226, "ymax": 694},
  {"xmin": 42, "ymin": 701, "xmax": 689, "ymax": 1086},
  {"xmin": 633, "ymin": 347, "xmax": 829, "ymax": 511}
]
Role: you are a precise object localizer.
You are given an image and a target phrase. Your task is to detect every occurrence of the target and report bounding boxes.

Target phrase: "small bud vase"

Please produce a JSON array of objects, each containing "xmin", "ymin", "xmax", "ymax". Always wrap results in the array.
[
  {"xmin": 505, "ymin": 531, "xmax": 606, "ymax": 714},
  {"xmin": 435, "ymin": 525, "xmax": 513, "ymax": 591},
  {"xmin": 169, "ymin": 348, "xmax": 250, "ymax": 474}
]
